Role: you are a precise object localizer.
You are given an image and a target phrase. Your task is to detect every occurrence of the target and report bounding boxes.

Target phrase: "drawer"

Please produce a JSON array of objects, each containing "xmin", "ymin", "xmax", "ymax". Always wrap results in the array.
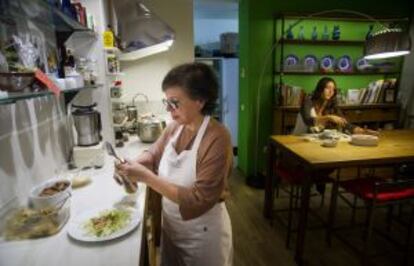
[{"xmin": 343, "ymin": 108, "xmax": 399, "ymax": 123}]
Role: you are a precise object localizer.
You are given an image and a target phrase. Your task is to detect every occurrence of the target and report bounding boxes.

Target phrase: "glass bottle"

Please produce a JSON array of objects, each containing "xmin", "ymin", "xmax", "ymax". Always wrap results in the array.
[{"xmin": 311, "ymin": 26, "xmax": 318, "ymax": 40}]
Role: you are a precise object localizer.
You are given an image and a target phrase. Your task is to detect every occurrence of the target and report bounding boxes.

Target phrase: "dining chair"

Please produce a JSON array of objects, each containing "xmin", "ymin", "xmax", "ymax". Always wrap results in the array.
[
  {"xmin": 272, "ymin": 162, "xmax": 334, "ymax": 248},
  {"xmin": 327, "ymin": 176, "xmax": 414, "ymax": 265}
]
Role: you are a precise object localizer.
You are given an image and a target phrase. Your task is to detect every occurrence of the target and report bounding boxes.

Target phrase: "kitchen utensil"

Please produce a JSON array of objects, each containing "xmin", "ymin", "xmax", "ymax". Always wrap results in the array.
[
  {"xmin": 104, "ymin": 141, "xmax": 137, "ymax": 192},
  {"xmin": 104, "ymin": 141, "xmax": 125, "ymax": 163},
  {"xmin": 72, "ymin": 103, "xmax": 102, "ymax": 146},
  {"xmin": 137, "ymin": 115, "xmax": 166, "ymax": 143},
  {"xmin": 126, "ymin": 105, "xmax": 138, "ymax": 121}
]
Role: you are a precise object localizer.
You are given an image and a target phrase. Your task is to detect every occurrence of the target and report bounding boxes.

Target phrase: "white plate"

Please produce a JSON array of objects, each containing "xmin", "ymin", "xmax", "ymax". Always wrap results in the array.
[{"xmin": 67, "ymin": 207, "xmax": 141, "ymax": 242}]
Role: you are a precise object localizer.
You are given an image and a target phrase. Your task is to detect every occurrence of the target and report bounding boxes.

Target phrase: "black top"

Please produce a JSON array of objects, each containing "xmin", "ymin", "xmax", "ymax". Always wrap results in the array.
[{"xmin": 300, "ymin": 96, "xmax": 355, "ymax": 134}]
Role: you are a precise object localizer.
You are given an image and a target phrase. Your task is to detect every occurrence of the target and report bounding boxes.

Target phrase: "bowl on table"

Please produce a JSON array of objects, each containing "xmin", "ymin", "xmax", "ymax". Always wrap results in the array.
[{"xmin": 29, "ymin": 178, "xmax": 72, "ymax": 210}]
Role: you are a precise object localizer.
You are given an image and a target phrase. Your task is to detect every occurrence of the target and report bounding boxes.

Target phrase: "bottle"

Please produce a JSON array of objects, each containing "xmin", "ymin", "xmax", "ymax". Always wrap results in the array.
[
  {"xmin": 298, "ymin": 26, "xmax": 305, "ymax": 40},
  {"xmin": 286, "ymin": 25, "xmax": 294, "ymax": 40},
  {"xmin": 311, "ymin": 26, "xmax": 318, "ymax": 40},
  {"xmin": 366, "ymin": 25, "xmax": 374, "ymax": 40},
  {"xmin": 322, "ymin": 25, "xmax": 329, "ymax": 40},
  {"xmin": 332, "ymin": 25, "xmax": 341, "ymax": 40},
  {"xmin": 103, "ymin": 25, "xmax": 114, "ymax": 48}
]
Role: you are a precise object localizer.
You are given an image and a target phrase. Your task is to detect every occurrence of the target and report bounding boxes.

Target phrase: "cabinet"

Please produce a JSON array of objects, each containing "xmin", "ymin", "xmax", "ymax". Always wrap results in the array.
[
  {"xmin": 272, "ymin": 14, "xmax": 408, "ymax": 134},
  {"xmin": 0, "ymin": 0, "xmax": 99, "ymax": 105}
]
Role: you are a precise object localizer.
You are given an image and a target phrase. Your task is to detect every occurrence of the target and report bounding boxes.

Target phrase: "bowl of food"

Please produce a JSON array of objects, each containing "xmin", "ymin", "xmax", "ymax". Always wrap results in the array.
[
  {"xmin": 321, "ymin": 139, "xmax": 338, "ymax": 148},
  {"xmin": 350, "ymin": 134, "xmax": 379, "ymax": 146},
  {"xmin": 0, "ymin": 72, "xmax": 36, "ymax": 92},
  {"xmin": 29, "ymin": 178, "xmax": 72, "ymax": 210}
]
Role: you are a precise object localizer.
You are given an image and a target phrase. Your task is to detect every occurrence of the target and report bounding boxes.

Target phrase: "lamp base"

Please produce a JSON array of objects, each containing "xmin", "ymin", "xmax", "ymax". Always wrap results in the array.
[{"xmin": 246, "ymin": 173, "xmax": 265, "ymax": 189}]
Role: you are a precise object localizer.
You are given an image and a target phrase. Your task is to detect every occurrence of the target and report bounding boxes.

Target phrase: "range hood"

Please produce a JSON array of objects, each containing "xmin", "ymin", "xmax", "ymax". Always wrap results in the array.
[{"xmin": 112, "ymin": 0, "xmax": 175, "ymax": 61}]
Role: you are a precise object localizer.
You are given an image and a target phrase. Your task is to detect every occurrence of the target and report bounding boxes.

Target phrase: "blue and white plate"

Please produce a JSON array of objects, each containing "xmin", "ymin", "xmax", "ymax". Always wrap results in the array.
[
  {"xmin": 303, "ymin": 55, "xmax": 318, "ymax": 67},
  {"xmin": 284, "ymin": 54, "xmax": 299, "ymax": 66},
  {"xmin": 320, "ymin": 55, "xmax": 335, "ymax": 72},
  {"xmin": 356, "ymin": 58, "xmax": 374, "ymax": 72},
  {"xmin": 337, "ymin": 55, "xmax": 352, "ymax": 72}
]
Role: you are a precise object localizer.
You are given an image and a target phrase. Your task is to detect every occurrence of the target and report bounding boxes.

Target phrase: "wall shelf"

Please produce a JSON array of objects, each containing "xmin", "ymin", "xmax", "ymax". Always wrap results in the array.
[
  {"xmin": 279, "ymin": 39, "xmax": 365, "ymax": 46},
  {"xmin": 275, "ymin": 71, "xmax": 400, "ymax": 75},
  {"xmin": 0, "ymin": 84, "xmax": 102, "ymax": 105}
]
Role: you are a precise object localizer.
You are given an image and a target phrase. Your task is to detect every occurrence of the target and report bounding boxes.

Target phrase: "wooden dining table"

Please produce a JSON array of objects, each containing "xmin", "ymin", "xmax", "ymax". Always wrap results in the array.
[{"xmin": 263, "ymin": 129, "xmax": 414, "ymax": 266}]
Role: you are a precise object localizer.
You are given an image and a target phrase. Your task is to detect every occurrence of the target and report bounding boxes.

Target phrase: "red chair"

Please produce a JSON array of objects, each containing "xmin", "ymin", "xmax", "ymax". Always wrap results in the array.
[
  {"xmin": 327, "ymin": 176, "xmax": 414, "ymax": 265},
  {"xmin": 273, "ymin": 163, "xmax": 333, "ymax": 248}
]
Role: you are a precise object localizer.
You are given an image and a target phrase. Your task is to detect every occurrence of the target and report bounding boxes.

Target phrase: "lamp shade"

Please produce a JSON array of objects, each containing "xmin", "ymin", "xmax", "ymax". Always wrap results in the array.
[{"xmin": 364, "ymin": 28, "xmax": 411, "ymax": 60}]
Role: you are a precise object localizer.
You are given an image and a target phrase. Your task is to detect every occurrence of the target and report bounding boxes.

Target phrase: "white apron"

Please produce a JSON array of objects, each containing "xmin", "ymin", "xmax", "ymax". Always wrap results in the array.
[{"xmin": 158, "ymin": 116, "xmax": 233, "ymax": 266}]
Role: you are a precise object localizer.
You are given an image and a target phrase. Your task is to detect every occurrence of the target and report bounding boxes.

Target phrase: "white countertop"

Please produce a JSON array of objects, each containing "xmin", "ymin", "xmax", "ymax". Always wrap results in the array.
[{"xmin": 0, "ymin": 137, "xmax": 152, "ymax": 266}]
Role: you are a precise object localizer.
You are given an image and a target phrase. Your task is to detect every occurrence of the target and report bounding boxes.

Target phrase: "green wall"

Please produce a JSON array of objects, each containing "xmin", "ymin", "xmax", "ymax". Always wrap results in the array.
[{"xmin": 238, "ymin": 0, "xmax": 413, "ymax": 180}]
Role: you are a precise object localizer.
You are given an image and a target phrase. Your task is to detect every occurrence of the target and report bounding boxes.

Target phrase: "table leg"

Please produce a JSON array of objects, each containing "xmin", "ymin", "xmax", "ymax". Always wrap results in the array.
[
  {"xmin": 294, "ymin": 170, "xmax": 312, "ymax": 266},
  {"xmin": 264, "ymin": 142, "xmax": 275, "ymax": 219}
]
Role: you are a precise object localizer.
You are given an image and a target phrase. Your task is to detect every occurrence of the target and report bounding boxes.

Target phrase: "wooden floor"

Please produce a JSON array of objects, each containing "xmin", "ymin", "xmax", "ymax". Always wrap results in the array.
[{"xmin": 226, "ymin": 168, "xmax": 413, "ymax": 266}]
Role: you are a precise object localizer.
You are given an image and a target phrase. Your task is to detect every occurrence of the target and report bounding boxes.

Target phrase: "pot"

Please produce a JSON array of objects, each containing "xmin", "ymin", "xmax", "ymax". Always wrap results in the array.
[{"xmin": 137, "ymin": 115, "xmax": 166, "ymax": 143}]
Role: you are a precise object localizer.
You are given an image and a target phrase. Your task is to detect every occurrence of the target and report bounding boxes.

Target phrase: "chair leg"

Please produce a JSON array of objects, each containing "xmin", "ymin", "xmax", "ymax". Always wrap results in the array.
[
  {"xmin": 286, "ymin": 185, "xmax": 295, "ymax": 249},
  {"xmin": 350, "ymin": 194, "xmax": 358, "ymax": 226},
  {"xmin": 320, "ymin": 184, "xmax": 326, "ymax": 208},
  {"xmin": 362, "ymin": 204, "xmax": 375, "ymax": 266},
  {"xmin": 403, "ymin": 205, "xmax": 414, "ymax": 266},
  {"xmin": 386, "ymin": 205, "xmax": 394, "ymax": 232},
  {"xmin": 326, "ymin": 181, "xmax": 339, "ymax": 247}
]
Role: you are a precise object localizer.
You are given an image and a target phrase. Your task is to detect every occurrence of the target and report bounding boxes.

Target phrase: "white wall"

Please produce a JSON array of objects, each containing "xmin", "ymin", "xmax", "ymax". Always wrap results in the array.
[
  {"xmin": 120, "ymin": 0, "xmax": 194, "ymax": 115},
  {"xmin": 0, "ymin": 96, "xmax": 70, "ymax": 215}
]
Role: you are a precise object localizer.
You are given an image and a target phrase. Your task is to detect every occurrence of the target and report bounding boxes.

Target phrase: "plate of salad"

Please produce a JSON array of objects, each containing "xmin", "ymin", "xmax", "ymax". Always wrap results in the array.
[{"xmin": 67, "ymin": 207, "xmax": 141, "ymax": 242}]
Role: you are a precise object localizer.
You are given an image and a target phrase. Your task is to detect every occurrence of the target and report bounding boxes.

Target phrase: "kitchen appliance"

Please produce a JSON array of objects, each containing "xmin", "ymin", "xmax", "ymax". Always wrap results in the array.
[
  {"xmin": 137, "ymin": 115, "xmax": 166, "ymax": 143},
  {"xmin": 71, "ymin": 103, "xmax": 104, "ymax": 168},
  {"xmin": 72, "ymin": 103, "xmax": 102, "ymax": 146}
]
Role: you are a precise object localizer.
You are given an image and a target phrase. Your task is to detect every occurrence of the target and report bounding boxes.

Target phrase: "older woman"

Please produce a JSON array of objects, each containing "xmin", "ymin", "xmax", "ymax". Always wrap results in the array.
[{"xmin": 116, "ymin": 62, "xmax": 233, "ymax": 266}]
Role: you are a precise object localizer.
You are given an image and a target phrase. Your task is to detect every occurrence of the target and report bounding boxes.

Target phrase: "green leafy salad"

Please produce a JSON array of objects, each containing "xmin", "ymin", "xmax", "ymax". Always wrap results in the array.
[{"xmin": 84, "ymin": 209, "xmax": 131, "ymax": 237}]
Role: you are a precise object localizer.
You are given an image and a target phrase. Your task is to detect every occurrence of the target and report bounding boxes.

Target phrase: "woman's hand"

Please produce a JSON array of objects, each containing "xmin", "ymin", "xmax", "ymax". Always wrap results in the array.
[
  {"xmin": 115, "ymin": 159, "xmax": 153, "ymax": 183},
  {"xmin": 328, "ymin": 115, "xmax": 348, "ymax": 127}
]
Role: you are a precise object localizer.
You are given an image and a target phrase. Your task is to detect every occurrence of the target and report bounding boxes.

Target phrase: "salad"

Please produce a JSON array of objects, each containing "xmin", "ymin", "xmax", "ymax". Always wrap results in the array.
[{"xmin": 84, "ymin": 209, "xmax": 131, "ymax": 237}]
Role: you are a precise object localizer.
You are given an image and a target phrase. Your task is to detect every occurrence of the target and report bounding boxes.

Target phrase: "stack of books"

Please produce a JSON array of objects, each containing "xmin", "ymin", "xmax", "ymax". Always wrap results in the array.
[{"xmin": 346, "ymin": 79, "xmax": 397, "ymax": 105}]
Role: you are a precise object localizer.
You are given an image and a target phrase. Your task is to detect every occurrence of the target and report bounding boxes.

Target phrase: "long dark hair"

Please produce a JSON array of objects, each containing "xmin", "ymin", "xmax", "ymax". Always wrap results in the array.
[
  {"xmin": 162, "ymin": 62, "xmax": 218, "ymax": 115},
  {"xmin": 311, "ymin": 77, "xmax": 338, "ymax": 110}
]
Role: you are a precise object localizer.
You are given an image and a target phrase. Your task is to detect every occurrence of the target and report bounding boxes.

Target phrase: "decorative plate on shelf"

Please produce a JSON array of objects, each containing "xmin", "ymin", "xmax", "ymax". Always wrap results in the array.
[
  {"xmin": 337, "ymin": 55, "xmax": 352, "ymax": 72},
  {"xmin": 320, "ymin": 55, "xmax": 335, "ymax": 72},
  {"xmin": 355, "ymin": 58, "xmax": 373, "ymax": 72},
  {"xmin": 284, "ymin": 54, "xmax": 299, "ymax": 66},
  {"xmin": 303, "ymin": 55, "xmax": 318, "ymax": 71}
]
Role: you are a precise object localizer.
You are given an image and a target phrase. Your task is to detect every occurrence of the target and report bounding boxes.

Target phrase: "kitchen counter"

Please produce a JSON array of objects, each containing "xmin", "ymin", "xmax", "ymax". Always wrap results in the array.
[{"xmin": 0, "ymin": 137, "xmax": 153, "ymax": 266}]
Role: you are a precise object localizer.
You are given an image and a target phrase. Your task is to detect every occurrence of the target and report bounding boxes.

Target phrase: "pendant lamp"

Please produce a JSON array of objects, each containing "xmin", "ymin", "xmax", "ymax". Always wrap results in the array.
[{"xmin": 364, "ymin": 28, "xmax": 411, "ymax": 60}]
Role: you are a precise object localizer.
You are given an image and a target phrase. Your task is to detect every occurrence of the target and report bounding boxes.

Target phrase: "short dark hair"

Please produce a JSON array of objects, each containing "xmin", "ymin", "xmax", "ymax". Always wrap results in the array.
[
  {"xmin": 311, "ymin": 77, "xmax": 338, "ymax": 108},
  {"xmin": 162, "ymin": 62, "xmax": 218, "ymax": 115}
]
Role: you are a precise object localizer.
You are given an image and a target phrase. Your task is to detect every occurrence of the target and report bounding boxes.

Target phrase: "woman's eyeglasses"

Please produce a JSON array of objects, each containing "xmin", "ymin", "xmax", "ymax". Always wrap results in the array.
[{"xmin": 162, "ymin": 98, "xmax": 180, "ymax": 110}]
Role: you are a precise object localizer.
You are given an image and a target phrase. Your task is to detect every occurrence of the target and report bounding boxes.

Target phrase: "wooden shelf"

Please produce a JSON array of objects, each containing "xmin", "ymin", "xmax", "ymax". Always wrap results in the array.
[
  {"xmin": 275, "ymin": 71, "xmax": 400, "ymax": 76},
  {"xmin": 274, "ymin": 103, "xmax": 400, "ymax": 111},
  {"xmin": 275, "ymin": 13, "xmax": 409, "ymax": 22},
  {"xmin": 279, "ymin": 39, "xmax": 365, "ymax": 46}
]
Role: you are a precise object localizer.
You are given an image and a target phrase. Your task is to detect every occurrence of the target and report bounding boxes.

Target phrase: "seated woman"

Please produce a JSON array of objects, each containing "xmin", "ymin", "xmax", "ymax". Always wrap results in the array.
[{"xmin": 293, "ymin": 77, "xmax": 377, "ymax": 135}]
